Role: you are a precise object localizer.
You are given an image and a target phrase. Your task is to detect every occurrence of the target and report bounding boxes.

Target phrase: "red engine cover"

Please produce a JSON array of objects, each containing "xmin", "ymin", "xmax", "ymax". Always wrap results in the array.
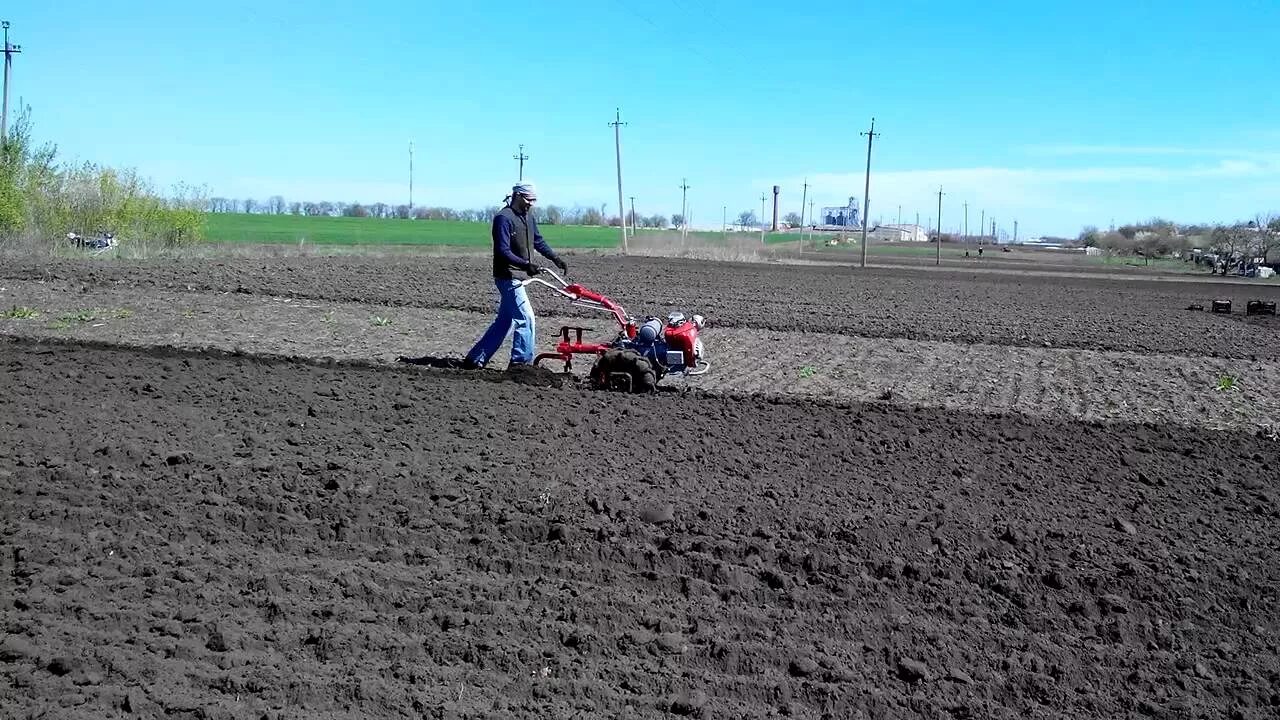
[{"xmin": 664, "ymin": 321, "xmax": 699, "ymax": 366}]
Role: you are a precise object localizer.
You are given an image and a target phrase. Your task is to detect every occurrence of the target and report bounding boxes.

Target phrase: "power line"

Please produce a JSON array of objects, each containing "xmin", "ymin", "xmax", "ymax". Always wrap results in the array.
[
  {"xmin": 609, "ymin": 108, "xmax": 628, "ymax": 253},
  {"xmin": 859, "ymin": 117, "xmax": 880, "ymax": 268}
]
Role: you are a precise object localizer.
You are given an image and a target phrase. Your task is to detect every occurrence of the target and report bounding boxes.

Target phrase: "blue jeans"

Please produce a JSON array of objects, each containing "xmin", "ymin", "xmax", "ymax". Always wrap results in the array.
[{"xmin": 466, "ymin": 278, "xmax": 536, "ymax": 367}]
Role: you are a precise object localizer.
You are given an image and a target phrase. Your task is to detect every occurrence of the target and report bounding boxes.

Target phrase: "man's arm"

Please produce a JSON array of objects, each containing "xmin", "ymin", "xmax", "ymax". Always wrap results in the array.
[
  {"xmin": 493, "ymin": 214, "xmax": 534, "ymax": 270},
  {"xmin": 530, "ymin": 217, "xmax": 567, "ymax": 270}
]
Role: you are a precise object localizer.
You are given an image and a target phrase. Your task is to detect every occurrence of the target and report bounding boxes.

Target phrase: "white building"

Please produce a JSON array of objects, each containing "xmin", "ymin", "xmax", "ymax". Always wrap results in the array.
[{"xmin": 875, "ymin": 223, "xmax": 929, "ymax": 242}]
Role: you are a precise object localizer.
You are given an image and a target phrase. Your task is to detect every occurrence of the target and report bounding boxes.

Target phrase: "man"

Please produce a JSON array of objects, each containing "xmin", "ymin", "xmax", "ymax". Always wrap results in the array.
[{"xmin": 461, "ymin": 182, "xmax": 568, "ymax": 369}]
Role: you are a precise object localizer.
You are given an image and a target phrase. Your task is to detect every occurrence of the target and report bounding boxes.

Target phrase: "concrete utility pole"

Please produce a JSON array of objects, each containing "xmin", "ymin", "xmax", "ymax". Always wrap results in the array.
[
  {"xmin": 771, "ymin": 185, "xmax": 780, "ymax": 231},
  {"xmin": 963, "ymin": 202, "xmax": 969, "ymax": 244},
  {"xmin": 935, "ymin": 186, "xmax": 945, "ymax": 266},
  {"xmin": 992, "ymin": 219, "xmax": 996, "ymax": 243},
  {"xmin": 897, "ymin": 205, "xmax": 902, "ymax": 227},
  {"xmin": 799, "ymin": 178, "xmax": 808, "ymax": 232},
  {"xmin": 513, "ymin": 144, "xmax": 528, "ymax": 181},
  {"xmin": 408, "ymin": 140, "xmax": 414, "ymax": 215},
  {"xmin": 721, "ymin": 205, "xmax": 726, "ymax": 236},
  {"xmin": 1014, "ymin": 219, "xmax": 1019, "ymax": 244},
  {"xmin": 859, "ymin": 117, "xmax": 879, "ymax": 268},
  {"xmin": 629, "ymin": 195, "xmax": 637, "ymax": 237},
  {"xmin": 2, "ymin": 21, "xmax": 22, "ymax": 144},
  {"xmin": 679, "ymin": 178, "xmax": 690, "ymax": 245},
  {"xmin": 979, "ymin": 209, "xmax": 985, "ymax": 246},
  {"xmin": 808, "ymin": 199, "xmax": 815, "ymax": 247},
  {"xmin": 760, "ymin": 192, "xmax": 767, "ymax": 243},
  {"xmin": 609, "ymin": 108, "xmax": 628, "ymax": 252}
]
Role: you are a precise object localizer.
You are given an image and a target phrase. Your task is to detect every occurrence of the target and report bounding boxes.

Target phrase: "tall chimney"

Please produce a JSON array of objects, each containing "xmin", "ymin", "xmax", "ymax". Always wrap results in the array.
[{"xmin": 771, "ymin": 185, "xmax": 780, "ymax": 231}]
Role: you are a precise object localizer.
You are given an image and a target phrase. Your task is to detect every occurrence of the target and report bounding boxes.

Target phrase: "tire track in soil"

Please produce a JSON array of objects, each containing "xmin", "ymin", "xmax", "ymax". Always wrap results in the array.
[{"xmin": 3, "ymin": 279, "xmax": 1279, "ymax": 432}]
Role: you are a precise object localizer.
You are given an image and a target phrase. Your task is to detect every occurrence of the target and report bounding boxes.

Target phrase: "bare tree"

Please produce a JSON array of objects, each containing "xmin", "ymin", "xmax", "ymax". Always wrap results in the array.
[
  {"xmin": 783, "ymin": 212, "xmax": 802, "ymax": 226},
  {"xmin": 736, "ymin": 210, "xmax": 756, "ymax": 227},
  {"xmin": 1254, "ymin": 213, "xmax": 1280, "ymax": 262},
  {"xmin": 288, "ymin": 202, "xmax": 302, "ymax": 215},
  {"xmin": 243, "ymin": 198, "xmax": 257, "ymax": 214},
  {"xmin": 1210, "ymin": 224, "xmax": 1251, "ymax": 259},
  {"xmin": 671, "ymin": 213, "xmax": 685, "ymax": 228},
  {"xmin": 267, "ymin": 195, "xmax": 286, "ymax": 214}
]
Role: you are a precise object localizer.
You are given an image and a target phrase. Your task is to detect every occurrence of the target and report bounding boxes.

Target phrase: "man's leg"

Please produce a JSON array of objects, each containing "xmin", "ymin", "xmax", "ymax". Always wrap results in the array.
[
  {"xmin": 465, "ymin": 280, "xmax": 519, "ymax": 367},
  {"xmin": 508, "ymin": 282, "xmax": 537, "ymax": 365}
]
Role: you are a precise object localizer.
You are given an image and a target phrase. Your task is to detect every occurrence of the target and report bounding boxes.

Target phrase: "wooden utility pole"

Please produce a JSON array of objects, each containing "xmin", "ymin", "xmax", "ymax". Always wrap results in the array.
[
  {"xmin": 935, "ymin": 186, "xmax": 945, "ymax": 266},
  {"xmin": 859, "ymin": 117, "xmax": 880, "ymax": 268},
  {"xmin": 609, "ymin": 109, "xmax": 628, "ymax": 253}
]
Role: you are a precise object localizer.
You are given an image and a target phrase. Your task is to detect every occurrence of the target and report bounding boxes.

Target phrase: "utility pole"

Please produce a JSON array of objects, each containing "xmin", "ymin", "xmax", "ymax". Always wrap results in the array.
[
  {"xmin": 979, "ymin": 209, "xmax": 985, "ymax": 246},
  {"xmin": 609, "ymin": 108, "xmax": 628, "ymax": 252},
  {"xmin": 799, "ymin": 178, "xmax": 809, "ymax": 233},
  {"xmin": 629, "ymin": 195, "xmax": 637, "ymax": 237},
  {"xmin": 935, "ymin": 186, "xmax": 945, "ymax": 266},
  {"xmin": 513, "ymin": 144, "xmax": 528, "ymax": 181},
  {"xmin": 1014, "ymin": 219, "xmax": 1019, "ymax": 245},
  {"xmin": 808, "ymin": 200, "xmax": 815, "ymax": 248},
  {"xmin": 991, "ymin": 218, "xmax": 996, "ymax": 244},
  {"xmin": 1, "ymin": 21, "xmax": 21, "ymax": 144},
  {"xmin": 963, "ymin": 202, "xmax": 968, "ymax": 244},
  {"xmin": 722, "ymin": 206, "xmax": 726, "ymax": 237},
  {"xmin": 760, "ymin": 192, "xmax": 767, "ymax": 244},
  {"xmin": 408, "ymin": 140, "xmax": 414, "ymax": 216},
  {"xmin": 679, "ymin": 178, "xmax": 690, "ymax": 245},
  {"xmin": 859, "ymin": 117, "xmax": 879, "ymax": 268},
  {"xmin": 897, "ymin": 205, "xmax": 902, "ymax": 227}
]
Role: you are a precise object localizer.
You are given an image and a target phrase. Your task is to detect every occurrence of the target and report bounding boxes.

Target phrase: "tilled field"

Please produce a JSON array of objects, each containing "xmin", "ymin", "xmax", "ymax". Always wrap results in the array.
[
  {"xmin": 2, "ymin": 252, "xmax": 1279, "ymax": 720},
  {"xmin": 3, "ymin": 254, "xmax": 1277, "ymax": 358},
  {"xmin": 3, "ymin": 338, "xmax": 1279, "ymax": 720}
]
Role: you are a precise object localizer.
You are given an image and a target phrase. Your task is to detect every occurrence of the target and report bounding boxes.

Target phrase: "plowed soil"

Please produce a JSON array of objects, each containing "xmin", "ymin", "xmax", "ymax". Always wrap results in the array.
[
  {"xmin": 3, "ymin": 251, "xmax": 1280, "ymax": 720},
  {"xmin": 3, "ymin": 254, "xmax": 1277, "ymax": 357}
]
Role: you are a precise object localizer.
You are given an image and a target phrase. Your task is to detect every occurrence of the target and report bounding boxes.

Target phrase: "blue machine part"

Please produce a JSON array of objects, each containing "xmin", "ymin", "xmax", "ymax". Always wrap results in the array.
[{"xmin": 619, "ymin": 316, "xmax": 689, "ymax": 374}]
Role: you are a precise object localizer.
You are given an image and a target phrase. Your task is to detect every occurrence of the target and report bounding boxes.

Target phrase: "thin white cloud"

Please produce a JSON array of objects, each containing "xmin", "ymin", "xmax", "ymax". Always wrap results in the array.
[{"xmin": 1022, "ymin": 144, "xmax": 1260, "ymax": 157}]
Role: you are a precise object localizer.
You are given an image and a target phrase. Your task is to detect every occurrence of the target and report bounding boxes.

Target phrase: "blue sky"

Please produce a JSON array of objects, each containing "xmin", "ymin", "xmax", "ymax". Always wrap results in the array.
[{"xmin": 7, "ymin": 0, "xmax": 1279, "ymax": 237}]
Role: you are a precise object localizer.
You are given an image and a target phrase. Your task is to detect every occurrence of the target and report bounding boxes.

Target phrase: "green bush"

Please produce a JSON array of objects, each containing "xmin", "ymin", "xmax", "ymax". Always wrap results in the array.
[{"xmin": 0, "ymin": 105, "xmax": 206, "ymax": 254}]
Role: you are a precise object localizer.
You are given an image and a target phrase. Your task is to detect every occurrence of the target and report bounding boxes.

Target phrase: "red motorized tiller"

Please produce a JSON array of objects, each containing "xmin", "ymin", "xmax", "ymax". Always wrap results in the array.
[{"xmin": 520, "ymin": 269, "xmax": 709, "ymax": 393}]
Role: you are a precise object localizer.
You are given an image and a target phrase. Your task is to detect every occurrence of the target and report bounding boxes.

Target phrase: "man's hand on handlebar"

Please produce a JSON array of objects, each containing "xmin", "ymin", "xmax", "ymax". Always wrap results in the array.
[{"xmin": 525, "ymin": 262, "xmax": 544, "ymax": 276}]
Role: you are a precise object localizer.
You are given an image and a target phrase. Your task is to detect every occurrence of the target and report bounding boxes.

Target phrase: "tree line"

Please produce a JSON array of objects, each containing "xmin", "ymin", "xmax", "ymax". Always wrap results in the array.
[
  {"xmin": 1078, "ymin": 214, "xmax": 1280, "ymax": 263},
  {"xmin": 206, "ymin": 196, "xmax": 681, "ymax": 229}
]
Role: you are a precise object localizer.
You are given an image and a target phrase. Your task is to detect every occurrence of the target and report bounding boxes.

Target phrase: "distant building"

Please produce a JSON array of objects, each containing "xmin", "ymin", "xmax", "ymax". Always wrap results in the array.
[
  {"xmin": 875, "ymin": 223, "xmax": 929, "ymax": 242},
  {"xmin": 816, "ymin": 197, "xmax": 861, "ymax": 228}
]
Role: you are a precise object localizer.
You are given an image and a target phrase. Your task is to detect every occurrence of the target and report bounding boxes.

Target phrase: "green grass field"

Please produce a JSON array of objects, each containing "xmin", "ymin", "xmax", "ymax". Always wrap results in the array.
[{"xmin": 205, "ymin": 213, "xmax": 628, "ymax": 248}]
